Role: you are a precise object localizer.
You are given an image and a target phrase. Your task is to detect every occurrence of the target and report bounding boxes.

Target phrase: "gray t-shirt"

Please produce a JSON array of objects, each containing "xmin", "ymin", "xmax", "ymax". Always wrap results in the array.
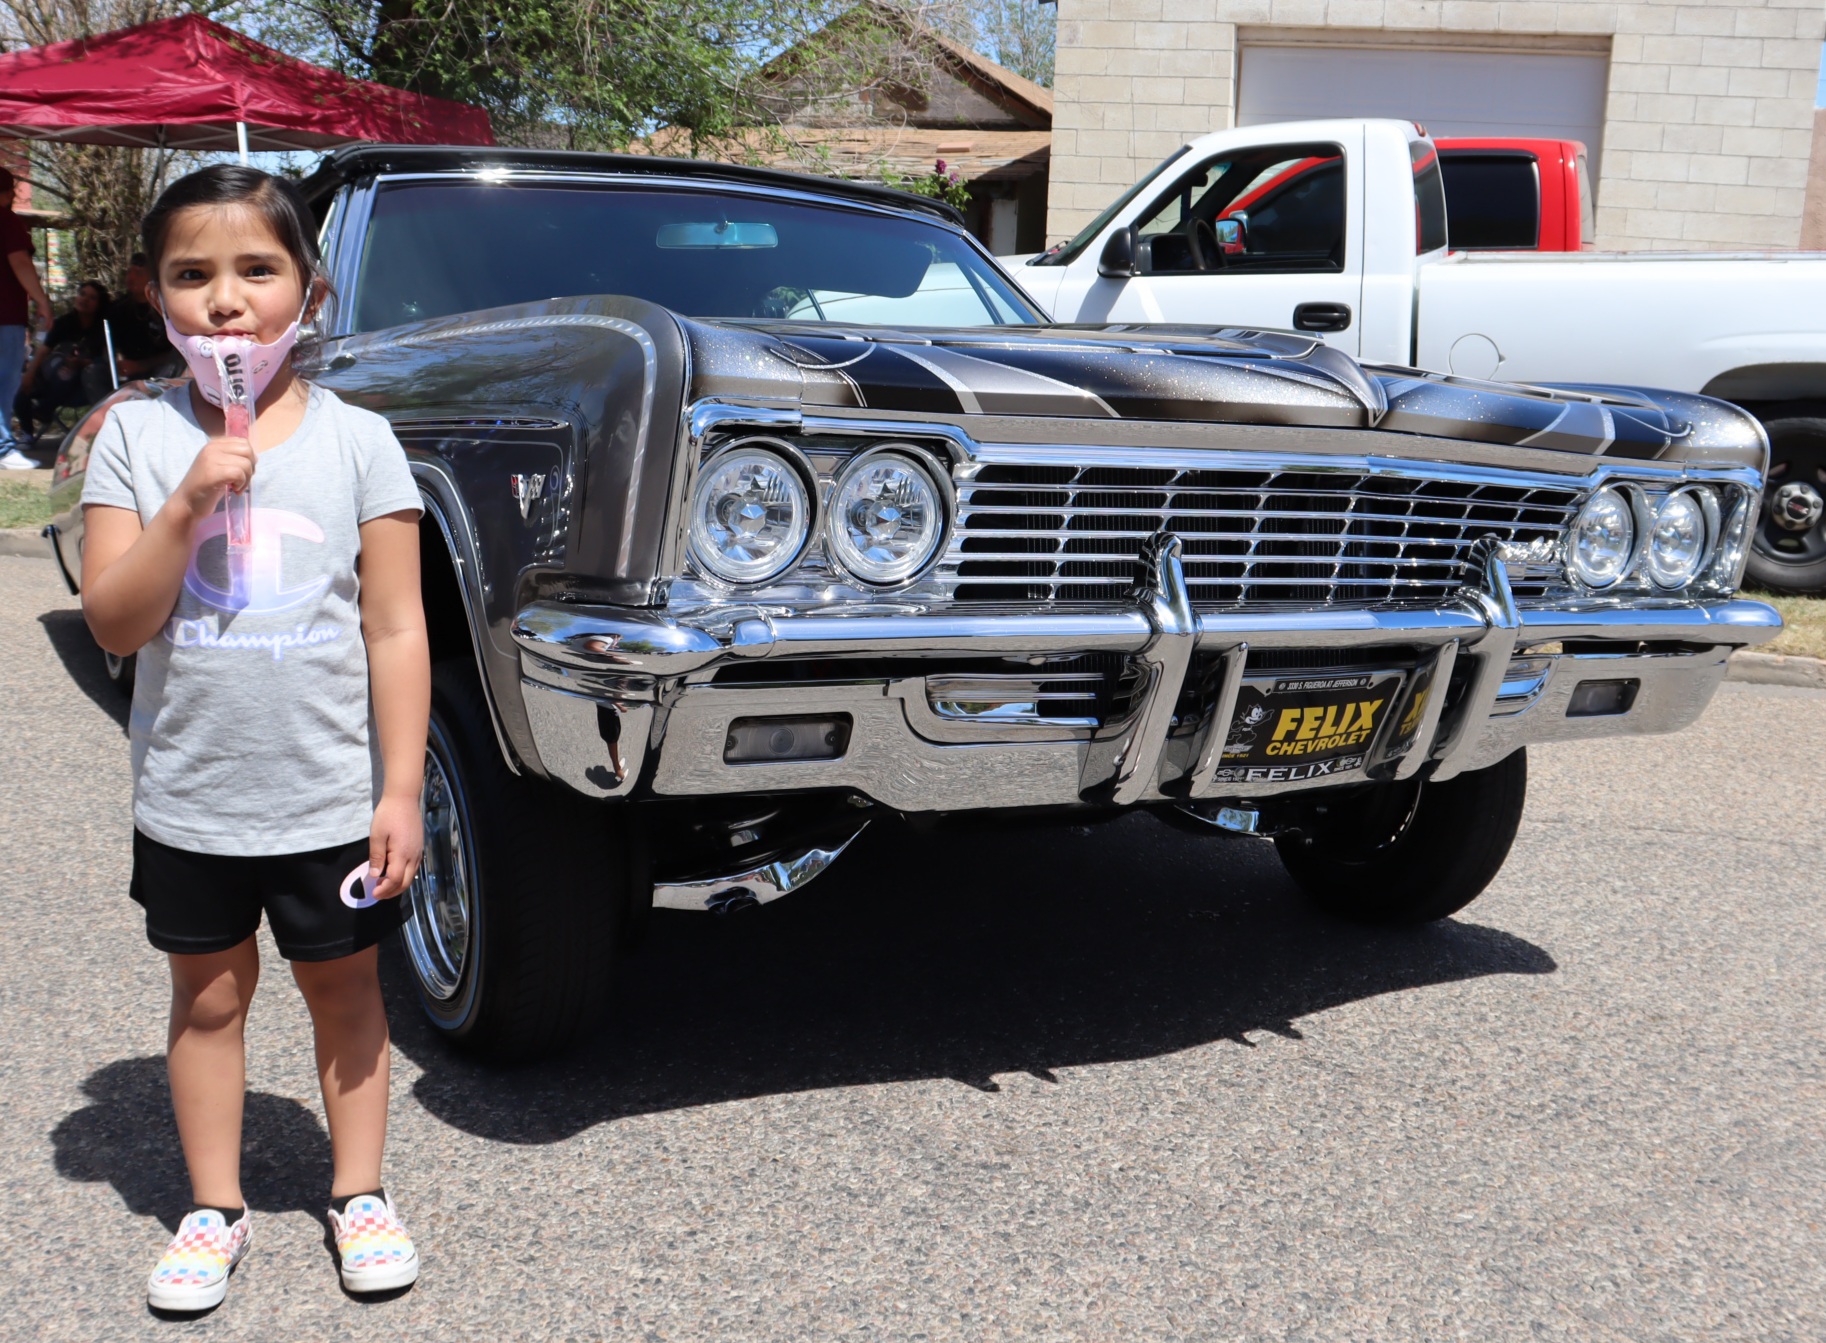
[{"xmin": 82, "ymin": 384, "xmax": 422, "ymax": 856}]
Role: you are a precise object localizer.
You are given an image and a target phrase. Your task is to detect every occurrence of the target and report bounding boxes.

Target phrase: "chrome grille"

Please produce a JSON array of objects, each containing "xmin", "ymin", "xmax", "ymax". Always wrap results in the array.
[{"xmin": 944, "ymin": 461, "xmax": 1583, "ymax": 606}]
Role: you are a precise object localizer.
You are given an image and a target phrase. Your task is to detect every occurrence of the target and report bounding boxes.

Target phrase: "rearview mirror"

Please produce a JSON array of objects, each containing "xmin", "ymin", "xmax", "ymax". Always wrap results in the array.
[
  {"xmin": 1098, "ymin": 226, "xmax": 1137, "ymax": 278},
  {"xmin": 1215, "ymin": 218, "xmax": 1243, "ymax": 250},
  {"xmin": 655, "ymin": 220, "xmax": 779, "ymax": 250}
]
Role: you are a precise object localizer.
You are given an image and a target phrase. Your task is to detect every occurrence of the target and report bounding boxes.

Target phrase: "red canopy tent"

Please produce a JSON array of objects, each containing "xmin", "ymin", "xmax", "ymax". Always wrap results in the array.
[{"xmin": 0, "ymin": 14, "xmax": 493, "ymax": 155}]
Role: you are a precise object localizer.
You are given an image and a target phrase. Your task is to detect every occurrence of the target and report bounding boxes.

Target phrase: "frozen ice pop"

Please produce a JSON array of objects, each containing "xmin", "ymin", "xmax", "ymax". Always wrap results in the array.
[{"xmin": 210, "ymin": 341, "xmax": 255, "ymax": 551}]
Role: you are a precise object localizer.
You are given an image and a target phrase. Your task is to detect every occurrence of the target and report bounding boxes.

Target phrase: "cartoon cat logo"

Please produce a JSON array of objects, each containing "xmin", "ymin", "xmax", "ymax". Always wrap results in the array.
[{"xmin": 1224, "ymin": 701, "xmax": 1270, "ymax": 754}]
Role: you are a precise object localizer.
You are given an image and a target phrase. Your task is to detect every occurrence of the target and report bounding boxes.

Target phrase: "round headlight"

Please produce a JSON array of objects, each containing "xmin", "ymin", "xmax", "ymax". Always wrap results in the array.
[
  {"xmin": 827, "ymin": 451, "xmax": 946, "ymax": 584},
  {"xmin": 1645, "ymin": 488, "xmax": 1708, "ymax": 588},
  {"xmin": 1567, "ymin": 487, "xmax": 1635, "ymax": 588},
  {"xmin": 688, "ymin": 448, "xmax": 810, "ymax": 584}
]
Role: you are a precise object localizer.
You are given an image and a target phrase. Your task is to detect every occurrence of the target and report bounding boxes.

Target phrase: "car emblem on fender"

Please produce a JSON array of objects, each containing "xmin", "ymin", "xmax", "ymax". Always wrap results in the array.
[{"xmin": 510, "ymin": 472, "xmax": 547, "ymax": 520}]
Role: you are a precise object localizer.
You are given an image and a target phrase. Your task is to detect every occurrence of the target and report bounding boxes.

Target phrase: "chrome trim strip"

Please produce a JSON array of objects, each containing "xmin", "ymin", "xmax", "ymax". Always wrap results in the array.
[
  {"xmin": 1516, "ymin": 600, "xmax": 1781, "ymax": 644},
  {"xmin": 1196, "ymin": 606, "xmax": 1483, "ymax": 647},
  {"xmin": 652, "ymin": 820, "xmax": 869, "ymax": 911},
  {"xmin": 1393, "ymin": 638, "xmax": 1459, "ymax": 781},
  {"xmin": 416, "ymin": 464, "xmax": 528, "ymax": 775},
  {"xmin": 894, "ymin": 678, "xmax": 1097, "ymax": 743},
  {"xmin": 512, "ymin": 594, "xmax": 1778, "ymax": 682},
  {"xmin": 1183, "ymin": 641, "xmax": 1249, "ymax": 797}
]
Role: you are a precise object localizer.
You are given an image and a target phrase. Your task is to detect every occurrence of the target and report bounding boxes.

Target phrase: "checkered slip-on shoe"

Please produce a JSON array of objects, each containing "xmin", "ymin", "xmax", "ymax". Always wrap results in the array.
[
  {"xmin": 146, "ymin": 1208, "xmax": 252, "ymax": 1310},
  {"xmin": 327, "ymin": 1193, "xmax": 420, "ymax": 1292}
]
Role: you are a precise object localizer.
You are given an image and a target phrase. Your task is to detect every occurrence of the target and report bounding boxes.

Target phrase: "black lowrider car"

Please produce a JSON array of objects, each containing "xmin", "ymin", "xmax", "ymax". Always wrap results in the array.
[{"xmin": 45, "ymin": 147, "xmax": 1781, "ymax": 1056}]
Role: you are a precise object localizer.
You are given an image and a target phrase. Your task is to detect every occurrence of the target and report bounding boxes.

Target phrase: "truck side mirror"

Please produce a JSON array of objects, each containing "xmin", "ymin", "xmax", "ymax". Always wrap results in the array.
[
  {"xmin": 1098, "ymin": 226, "xmax": 1138, "ymax": 278},
  {"xmin": 1216, "ymin": 217, "xmax": 1245, "ymax": 253}
]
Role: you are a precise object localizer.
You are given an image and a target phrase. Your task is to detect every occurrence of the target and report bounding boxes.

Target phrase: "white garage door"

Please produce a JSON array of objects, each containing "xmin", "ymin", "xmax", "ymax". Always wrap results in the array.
[{"xmin": 1238, "ymin": 44, "xmax": 1609, "ymax": 167}]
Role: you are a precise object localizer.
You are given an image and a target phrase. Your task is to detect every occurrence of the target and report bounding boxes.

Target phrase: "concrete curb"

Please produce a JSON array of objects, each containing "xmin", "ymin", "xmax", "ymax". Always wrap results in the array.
[
  {"xmin": 1727, "ymin": 650, "xmax": 1826, "ymax": 689},
  {"xmin": 0, "ymin": 527, "xmax": 48, "ymax": 559}
]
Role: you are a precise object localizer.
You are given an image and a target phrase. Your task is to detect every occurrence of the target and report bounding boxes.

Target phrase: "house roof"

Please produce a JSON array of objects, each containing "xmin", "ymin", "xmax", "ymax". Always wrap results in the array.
[
  {"xmin": 922, "ymin": 27, "xmax": 1053, "ymax": 128},
  {"xmin": 644, "ymin": 125, "xmax": 1050, "ymax": 185},
  {"xmin": 757, "ymin": 2, "xmax": 1052, "ymax": 130}
]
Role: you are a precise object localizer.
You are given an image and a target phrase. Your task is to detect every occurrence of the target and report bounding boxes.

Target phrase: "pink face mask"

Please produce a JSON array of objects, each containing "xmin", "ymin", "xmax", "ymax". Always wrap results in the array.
[{"xmin": 162, "ymin": 308, "xmax": 303, "ymax": 409}]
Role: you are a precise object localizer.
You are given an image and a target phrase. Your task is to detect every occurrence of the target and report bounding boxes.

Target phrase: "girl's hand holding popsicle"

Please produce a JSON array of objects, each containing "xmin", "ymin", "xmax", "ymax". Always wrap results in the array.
[{"xmin": 174, "ymin": 432, "xmax": 257, "ymax": 525}]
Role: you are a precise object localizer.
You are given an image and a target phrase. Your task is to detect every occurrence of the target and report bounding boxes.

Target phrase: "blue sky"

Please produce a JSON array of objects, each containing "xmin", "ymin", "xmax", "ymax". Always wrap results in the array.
[{"xmin": 1819, "ymin": 41, "xmax": 1825, "ymax": 106}]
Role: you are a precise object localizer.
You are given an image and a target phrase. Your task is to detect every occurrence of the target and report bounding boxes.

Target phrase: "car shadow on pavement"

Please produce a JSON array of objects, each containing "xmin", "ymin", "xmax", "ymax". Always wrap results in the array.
[
  {"xmin": 38, "ymin": 609, "xmax": 129, "ymax": 732},
  {"xmin": 384, "ymin": 812, "xmax": 1557, "ymax": 1145},
  {"xmin": 51, "ymin": 1057, "xmax": 333, "ymax": 1233}
]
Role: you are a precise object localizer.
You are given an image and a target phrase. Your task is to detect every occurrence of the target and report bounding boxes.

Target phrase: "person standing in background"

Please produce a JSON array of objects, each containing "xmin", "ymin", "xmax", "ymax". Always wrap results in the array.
[{"xmin": 0, "ymin": 163, "xmax": 55, "ymax": 469}]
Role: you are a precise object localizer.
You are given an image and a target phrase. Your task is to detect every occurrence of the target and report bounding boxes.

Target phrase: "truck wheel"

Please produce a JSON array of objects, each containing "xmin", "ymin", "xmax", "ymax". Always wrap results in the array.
[
  {"xmin": 1274, "ymin": 749, "xmax": 1527, "ymax": 925},
  {"xmin": 103, "ymin": 649, "xmax": 135, "ymax": 697},
  {"xmin": 401, "ymin": 660, "xmax": 625, "ymax": 1059},
  {"xmin": 1745, "ymin": 417, "xmax": 1826, "ymax": 594}
]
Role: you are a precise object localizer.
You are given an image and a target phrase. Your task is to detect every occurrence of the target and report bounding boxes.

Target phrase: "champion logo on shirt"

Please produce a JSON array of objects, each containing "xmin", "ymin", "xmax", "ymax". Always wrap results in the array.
[{"xmin": 183, "ymin": 506, "xmax": 332, "ymax": 616}]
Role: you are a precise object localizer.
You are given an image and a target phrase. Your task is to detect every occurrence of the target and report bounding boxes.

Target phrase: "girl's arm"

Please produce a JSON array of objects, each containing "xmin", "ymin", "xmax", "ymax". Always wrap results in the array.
[
  {"xmin": 81, "ymin": 432, "xmax": 256, "ymax": 655},
  {"xmin": 359, "ymin": 512, "xmax": 430, "ymax": 900}
]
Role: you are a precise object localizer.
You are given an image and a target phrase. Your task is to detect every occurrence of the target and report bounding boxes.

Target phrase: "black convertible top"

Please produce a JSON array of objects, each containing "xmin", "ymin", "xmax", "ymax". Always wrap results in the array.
[{"xmin": 297, "ymin": 144, "xmax": 966, "ymax": 228}]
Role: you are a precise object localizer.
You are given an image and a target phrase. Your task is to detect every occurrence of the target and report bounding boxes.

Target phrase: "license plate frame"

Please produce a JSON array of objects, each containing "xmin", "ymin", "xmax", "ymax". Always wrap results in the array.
[{"xmin": 1211, "ymin": 669, "xmax": 1406, "ymax": 786}]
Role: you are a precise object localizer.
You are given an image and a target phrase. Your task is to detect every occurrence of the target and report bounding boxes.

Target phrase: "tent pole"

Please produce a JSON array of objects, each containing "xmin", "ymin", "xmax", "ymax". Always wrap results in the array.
[{"xmin": 236, "ymin": 121, "xmax": 248, "ymax": 165}]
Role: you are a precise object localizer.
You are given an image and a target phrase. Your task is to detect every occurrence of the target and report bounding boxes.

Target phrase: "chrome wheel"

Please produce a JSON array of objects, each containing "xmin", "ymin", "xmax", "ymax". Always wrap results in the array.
[{"xmin": 403, "ymin": 746, "xmax": 472, "ymax": 1001}]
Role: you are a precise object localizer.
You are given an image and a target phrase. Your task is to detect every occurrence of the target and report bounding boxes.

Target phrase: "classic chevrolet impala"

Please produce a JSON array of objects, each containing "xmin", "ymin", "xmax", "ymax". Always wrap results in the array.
[{"xmin": 44, "ymin": 147, "xmax": 1781, "ymax": 1056}]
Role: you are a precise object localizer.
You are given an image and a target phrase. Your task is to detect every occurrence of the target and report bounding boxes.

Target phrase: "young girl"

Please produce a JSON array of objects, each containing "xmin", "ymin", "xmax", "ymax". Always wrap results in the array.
[{"xmin": 81, "ymin": 165, "xmax": 430, "ymax": 1309}]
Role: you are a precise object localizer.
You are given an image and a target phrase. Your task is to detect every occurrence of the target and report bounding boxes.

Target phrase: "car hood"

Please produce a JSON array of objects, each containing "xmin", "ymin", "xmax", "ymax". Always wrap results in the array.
[{"xmin": 681, "ymin": 319, "xmax": 1765, "ymax": 470}]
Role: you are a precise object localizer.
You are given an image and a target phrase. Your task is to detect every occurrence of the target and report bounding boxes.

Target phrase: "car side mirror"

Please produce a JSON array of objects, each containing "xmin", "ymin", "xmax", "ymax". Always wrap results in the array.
[
  {"xmin": 1216, "ymin": 218, "xmax": 1244, "ymax": 250},
  {"xmin": 1098, "ymin": 226, "xmax": 1137, "ymax": 278}
]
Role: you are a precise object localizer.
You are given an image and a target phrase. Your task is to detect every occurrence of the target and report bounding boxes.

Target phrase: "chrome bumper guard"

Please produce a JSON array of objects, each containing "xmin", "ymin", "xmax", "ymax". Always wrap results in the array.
[{"xmin": 511, "ymin": 549, "xmax": 1780, "ymax": 811}]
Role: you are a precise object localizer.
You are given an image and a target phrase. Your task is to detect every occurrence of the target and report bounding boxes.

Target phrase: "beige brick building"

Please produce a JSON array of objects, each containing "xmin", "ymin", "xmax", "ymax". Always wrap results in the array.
[{"xmin": 1048, "ymin": 0, "xmax": 1825, "ymax": 251}]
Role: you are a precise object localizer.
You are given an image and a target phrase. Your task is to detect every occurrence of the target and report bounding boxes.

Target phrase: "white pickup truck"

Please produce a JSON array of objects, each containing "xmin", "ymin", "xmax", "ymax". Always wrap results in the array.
[{"xmin": 1012, "ymin": 118, "xmax": 1826, "ymax": 592}]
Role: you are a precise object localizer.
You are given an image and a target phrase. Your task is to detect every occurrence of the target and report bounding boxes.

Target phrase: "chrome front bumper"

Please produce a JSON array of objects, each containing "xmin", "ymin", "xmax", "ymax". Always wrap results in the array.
[{"xmin": 511, "ymin": 543, "xmax": 1780, "ymax": 811}]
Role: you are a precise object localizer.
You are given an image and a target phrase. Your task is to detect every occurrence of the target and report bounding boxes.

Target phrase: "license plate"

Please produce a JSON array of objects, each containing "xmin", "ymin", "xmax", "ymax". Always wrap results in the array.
[{"xmin": 1211, "ymin": 670, "xmax": 1405, "ymax": 785}]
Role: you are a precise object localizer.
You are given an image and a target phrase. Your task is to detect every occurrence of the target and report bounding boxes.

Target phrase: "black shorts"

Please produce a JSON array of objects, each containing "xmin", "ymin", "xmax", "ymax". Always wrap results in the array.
[{"xmin": 130, "ymin": 830, "xmax": 407, "ymax": 962}]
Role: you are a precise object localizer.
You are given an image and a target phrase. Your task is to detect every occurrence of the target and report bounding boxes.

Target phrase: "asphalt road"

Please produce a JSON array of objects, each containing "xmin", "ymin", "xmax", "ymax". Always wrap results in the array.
[{"xmin": 3, "ymin": 551, "xmax": 1822, "ymax": 1342}]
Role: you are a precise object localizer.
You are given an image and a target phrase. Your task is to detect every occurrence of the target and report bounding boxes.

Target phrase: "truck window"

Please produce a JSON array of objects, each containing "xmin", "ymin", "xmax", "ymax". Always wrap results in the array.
[
  {"xmin": 1130, "ymin": 142, "xmax": 1346, "ymax": 274},
  {"xmin": 350, "ymin": 181, "xmax": 1040, "ymax": 333},
  {"xmin": 1439, "ymin": 152, "xmax": 1540, "ymax": 250},
  {"xmin": 1032, "ymin": 145, "xmax": 1191, "ymax": 267},
  {"xmin": 1410, "ymin": 141, "xmax": 1448, "ymax": 254}
]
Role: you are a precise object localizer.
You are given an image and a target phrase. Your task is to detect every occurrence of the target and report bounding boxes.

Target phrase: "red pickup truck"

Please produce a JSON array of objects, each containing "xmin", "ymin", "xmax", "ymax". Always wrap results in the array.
[{"xmin": 1213, "ymin": 137, "xmax": 1592, "ymax": 254}]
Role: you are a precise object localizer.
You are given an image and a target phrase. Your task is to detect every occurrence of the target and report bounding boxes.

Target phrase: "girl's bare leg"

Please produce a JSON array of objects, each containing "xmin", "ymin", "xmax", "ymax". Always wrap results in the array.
[
  {"xmin": 167, "ymin": 938, "xmax": 260, "ymax": 1209},
  {"xmin": 291, "ymin": 946, "xmax": 390, "ymax": 1198}
]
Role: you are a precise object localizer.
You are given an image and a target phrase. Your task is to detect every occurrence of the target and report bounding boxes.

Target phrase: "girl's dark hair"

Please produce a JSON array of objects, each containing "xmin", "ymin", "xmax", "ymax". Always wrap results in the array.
[
  {"xmin": 79, "ymin": 280, "xmax": 110, "ymax": 304},
  {"xmin": 142, "ymin": 165, "xmax": 330, "ymax": 309}
]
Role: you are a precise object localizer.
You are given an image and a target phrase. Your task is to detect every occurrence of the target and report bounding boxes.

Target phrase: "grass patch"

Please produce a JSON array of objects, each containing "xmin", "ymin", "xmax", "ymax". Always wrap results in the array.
[
  {"xmin": 0, "ymin": 471, "xmax": 55, "ymax": 530},
  {"xmin": 1745, "ymin": 588, "xmax": 1826, "ymax": 661}
]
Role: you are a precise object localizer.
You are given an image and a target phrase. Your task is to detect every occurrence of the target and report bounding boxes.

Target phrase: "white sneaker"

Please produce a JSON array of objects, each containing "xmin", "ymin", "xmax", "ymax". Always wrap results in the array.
[
  {"xmin": 146, "ymin": 1208, "xmax": 252, "ymax": 1311},
  {"xmin": 0, "ymin": 448, "xmax": 37, "ymax": 469},
  {"xmin": 327, "ymin": 1192, "xmax": 419, "ymax": 1292}
]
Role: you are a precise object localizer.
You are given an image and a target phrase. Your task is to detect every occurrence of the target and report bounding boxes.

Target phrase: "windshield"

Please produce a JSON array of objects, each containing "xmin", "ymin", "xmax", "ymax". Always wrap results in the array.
[
  {"xmin": 1031, "ymin": 145, "xmax": 1192, "ymax": 267},
  {"xmin": 353, "ymin": 181, "xmax": 1040, "ymax": 332}
]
